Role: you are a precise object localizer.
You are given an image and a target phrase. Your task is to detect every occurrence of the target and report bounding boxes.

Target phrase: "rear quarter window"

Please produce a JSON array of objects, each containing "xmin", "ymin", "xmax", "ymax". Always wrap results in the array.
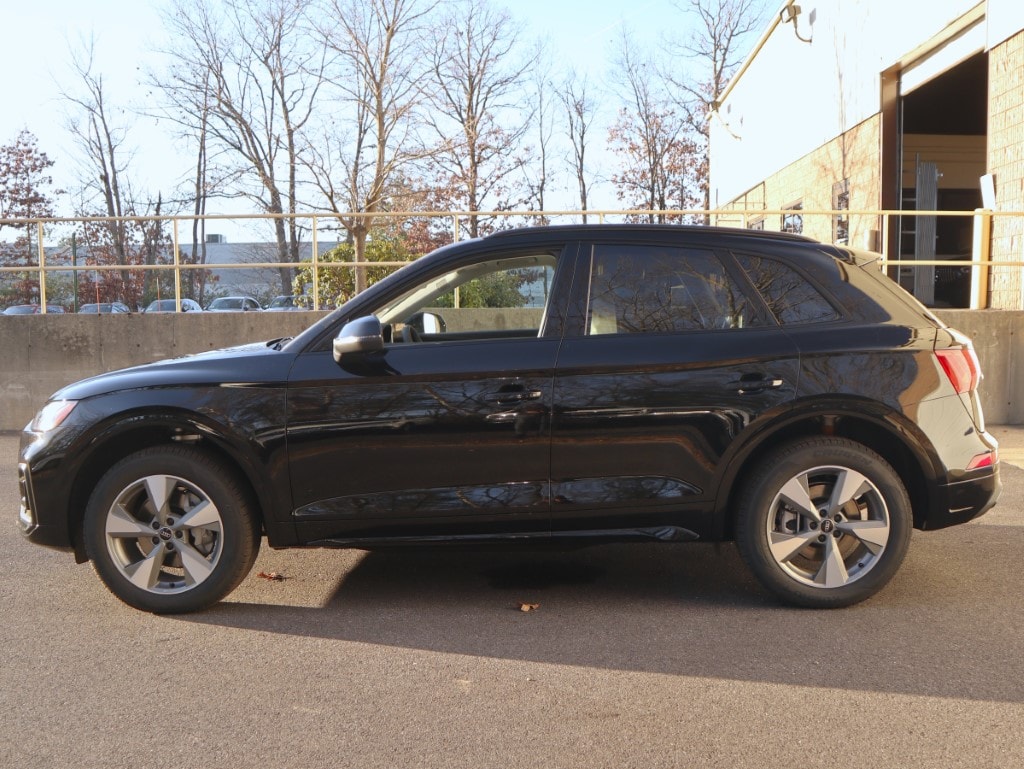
[{"xmin": 734, "ymin": 253, "xmax": 839, "ymax": 325}]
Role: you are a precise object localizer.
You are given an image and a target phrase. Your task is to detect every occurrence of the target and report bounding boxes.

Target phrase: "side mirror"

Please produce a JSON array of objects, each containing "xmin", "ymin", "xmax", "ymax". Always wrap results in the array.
[
  {"xmin": 406, "ymin": 310, "xmax": 446, "ymax": 334},
  {"xmin": 333, "ymin": 315, "xmax": 384, "ymax": 362}
]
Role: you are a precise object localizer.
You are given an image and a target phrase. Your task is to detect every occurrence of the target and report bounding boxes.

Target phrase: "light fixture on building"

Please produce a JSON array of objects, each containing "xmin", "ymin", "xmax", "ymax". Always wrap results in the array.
[{"xmin": 780, "ymin": 3, "xmax": 814, "ymax": 44}]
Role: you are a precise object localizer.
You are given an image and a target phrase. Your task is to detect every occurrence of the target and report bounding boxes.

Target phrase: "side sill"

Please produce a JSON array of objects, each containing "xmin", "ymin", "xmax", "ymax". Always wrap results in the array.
[{"xmin": 306, "ymin": 525, "xmax": 699, "ymax": 549}]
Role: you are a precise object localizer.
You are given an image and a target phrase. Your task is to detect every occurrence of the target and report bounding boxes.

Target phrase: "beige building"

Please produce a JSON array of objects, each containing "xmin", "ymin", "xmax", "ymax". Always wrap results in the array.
[{"xmin": 709, "ymin": 0, "xmax": 1024, "ymax": 309}]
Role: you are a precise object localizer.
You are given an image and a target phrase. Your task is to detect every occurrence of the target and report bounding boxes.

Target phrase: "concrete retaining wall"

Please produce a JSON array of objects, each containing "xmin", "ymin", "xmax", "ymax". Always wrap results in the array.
[
  {"xmin": 937, "ymin": 310, "xmax": 1024, "ymax": 426},
  {"xmin": 1, "ymin": 312, "xmax": 326, "ymax": 431},
  {"xmin": 1, "ymin": 309, "xmax": 1021, "ymax": 431}
]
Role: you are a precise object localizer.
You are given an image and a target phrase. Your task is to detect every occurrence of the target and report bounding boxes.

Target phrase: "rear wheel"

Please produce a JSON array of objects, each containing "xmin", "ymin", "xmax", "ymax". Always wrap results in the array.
[
  {"xmin": 83, "ymin": 446, "xmax": 260, "ymax": 613},
  {"xmin": 735, "ymin": 437, "xmax": 911, "ymax": 608}
]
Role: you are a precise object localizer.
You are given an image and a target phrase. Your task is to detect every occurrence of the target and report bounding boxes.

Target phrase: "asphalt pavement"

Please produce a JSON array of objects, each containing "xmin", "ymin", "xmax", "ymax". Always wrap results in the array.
[{"xmin": 2, "ymin": 429, "xmax": 1023, "ymax": 769}]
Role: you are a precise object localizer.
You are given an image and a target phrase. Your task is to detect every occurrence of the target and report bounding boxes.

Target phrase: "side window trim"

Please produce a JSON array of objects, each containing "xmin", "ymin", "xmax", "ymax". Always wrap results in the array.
[{"xmin": 538, "ymin": 241, "xmax": 581, "ymax": 340}]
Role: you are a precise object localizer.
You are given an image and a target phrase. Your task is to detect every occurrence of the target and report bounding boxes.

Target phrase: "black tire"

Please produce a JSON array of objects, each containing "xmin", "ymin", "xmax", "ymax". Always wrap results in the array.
[
  {"xmin": 735, "ymin": 437, "xmax": 912, "ymax": 608},
  {"xmin": 83, "ymin": 446, "xmax": 261, "ymax": 613}
]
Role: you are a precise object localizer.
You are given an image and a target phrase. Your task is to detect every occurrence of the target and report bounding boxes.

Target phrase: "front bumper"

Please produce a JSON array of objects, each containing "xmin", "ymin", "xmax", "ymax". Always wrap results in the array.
[
  {"xmin": 16, "ymin": 462, "xmax": 36, "ymax": 534},
  {"xmin": 17, "ymin": 439, "xmax": 76, "ymax": 553}
]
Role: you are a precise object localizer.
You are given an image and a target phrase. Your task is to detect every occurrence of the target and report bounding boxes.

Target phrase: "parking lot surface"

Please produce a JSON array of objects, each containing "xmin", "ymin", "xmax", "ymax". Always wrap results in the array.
[{"xmin": 3, "ymin": 430, "xmax": 1024, "ymax": 768}]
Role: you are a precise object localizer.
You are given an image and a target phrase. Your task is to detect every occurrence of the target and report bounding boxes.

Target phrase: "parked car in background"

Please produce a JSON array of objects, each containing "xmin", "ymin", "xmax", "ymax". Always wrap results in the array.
[
  {"xmin": 266, "ymin": 295, "xmax": 308, "ymax": 311},
  {"xmin": 206, "ymin": 296, "xmax": 262, "ymax": 312},
  {"xmin": 16, "ymin": 224, "xmax": 1001, "ymax": 613},
  {"xmin": 3, "ymin": 304, "xmax": 65, "ymax": 315},
  {"xmin": 78, "ymin": 302, "xmax": 132, "ymax": 314},
  {"xmin": 143, "ymin": 298, "xmax": 203, "ymax": 313}
]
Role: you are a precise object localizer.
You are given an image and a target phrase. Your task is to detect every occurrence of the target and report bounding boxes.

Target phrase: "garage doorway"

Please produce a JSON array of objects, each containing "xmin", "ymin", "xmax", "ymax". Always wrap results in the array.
[{"xmin": 890, "ymin": 48, "xmax": 988, "ymax": 308}]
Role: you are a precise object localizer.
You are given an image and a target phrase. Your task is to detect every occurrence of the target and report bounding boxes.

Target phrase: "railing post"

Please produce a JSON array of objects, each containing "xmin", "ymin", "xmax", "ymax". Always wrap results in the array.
[
  {"xmin": 312, "ymin": 215, "xmax": 320, "ymax": 311},
  {"xmin": 971, "ymin": 208, "xmax": 992, "ymax": 309},
  {"xmin": 173, "ymin": 218, "xmax": 182, "ymax": 311},
  {"xmin": 881, "ymin": 213, "xmax": 891, "ymax": 272},
  {"xmin": 37, "ymin": 221, "xmax": 47, "ymax": 312}
]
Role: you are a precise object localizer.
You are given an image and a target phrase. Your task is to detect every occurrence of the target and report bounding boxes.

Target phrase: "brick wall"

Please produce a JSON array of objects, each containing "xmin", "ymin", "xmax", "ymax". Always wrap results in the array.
[
  {"xmin": 988, "ymin": 30, "xmax": 1024, "ymax": 310},
  {"xmin": 716, "ymin": 117, "xmax": 883, "ymax": 251}
]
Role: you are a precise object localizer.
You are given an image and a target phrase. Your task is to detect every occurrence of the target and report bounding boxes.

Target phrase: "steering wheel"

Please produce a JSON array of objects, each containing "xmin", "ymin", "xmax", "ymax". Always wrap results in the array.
[{"xmin": 401, "ymin": 325, "xmax": 422, "ymax": 344}]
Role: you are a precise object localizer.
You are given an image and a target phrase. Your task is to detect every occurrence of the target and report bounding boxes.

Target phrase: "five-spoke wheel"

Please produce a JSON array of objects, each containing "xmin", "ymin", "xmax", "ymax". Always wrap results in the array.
[
  {"xmin": 736, "ymin": 437, "xmax": 911, "ymax": 608},
  {"xmin": 84, "ymin": 447, "xmax": 260, "ymax": 613}
]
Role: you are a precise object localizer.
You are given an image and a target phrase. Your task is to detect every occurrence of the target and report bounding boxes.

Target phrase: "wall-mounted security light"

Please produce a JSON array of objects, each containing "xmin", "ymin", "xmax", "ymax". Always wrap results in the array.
[{"xmin": 780, "ymin": 3, "xmax": 814, "ymax": 44}]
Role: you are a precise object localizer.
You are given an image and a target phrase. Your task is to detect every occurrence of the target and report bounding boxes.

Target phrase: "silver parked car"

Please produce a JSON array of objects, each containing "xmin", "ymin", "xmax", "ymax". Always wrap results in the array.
[
  {"xmin": 79, "ymin": 302, "xmax": 131, "ymax": 314},
  {"xmin": 3, "ymin": 304, "xmax": 65, "ymax": 314},
  {"xmin": 143, "ymin": 298, "xmax": 203, "ymax": 313},
  {"xmin": 206, "ymin": 296, "xmax": 262, "ymax": 312},
  {"xmin": 265, "ymin": 295, "xmax": 308, "ymax": 311}
]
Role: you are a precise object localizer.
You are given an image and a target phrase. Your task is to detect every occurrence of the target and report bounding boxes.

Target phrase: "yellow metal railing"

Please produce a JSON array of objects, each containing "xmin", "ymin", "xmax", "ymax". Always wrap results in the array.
[{"xmin": 1, "ymin": 207, "xmax": 1021, "ymax": 312}]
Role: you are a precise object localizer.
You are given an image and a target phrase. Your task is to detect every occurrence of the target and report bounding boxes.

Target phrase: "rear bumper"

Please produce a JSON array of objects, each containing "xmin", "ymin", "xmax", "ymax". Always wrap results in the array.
[{"xmin": 920, "ymin": 464, "xmax": 1001, "ymax": 530}]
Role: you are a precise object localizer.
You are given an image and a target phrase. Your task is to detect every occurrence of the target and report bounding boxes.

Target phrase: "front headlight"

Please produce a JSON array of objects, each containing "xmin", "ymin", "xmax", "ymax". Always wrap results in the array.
[{"xmin": 30, "ymin": 400, "xmax": 78, "ymax": 432}]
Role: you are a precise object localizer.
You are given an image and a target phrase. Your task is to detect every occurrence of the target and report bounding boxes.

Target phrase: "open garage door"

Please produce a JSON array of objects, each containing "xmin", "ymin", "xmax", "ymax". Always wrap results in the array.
[{"xmin": 887, "ymin": 28, "xmax": 988, "ymax": 308}]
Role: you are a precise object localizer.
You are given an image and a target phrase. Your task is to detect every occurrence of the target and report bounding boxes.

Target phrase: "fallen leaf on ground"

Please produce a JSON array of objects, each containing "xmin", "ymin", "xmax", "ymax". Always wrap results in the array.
[
  {"xmin": 257, "ymin": 571, "xmax": 287, "ymax": 581},
  {"xmin": 517, "ymin": 602, "xmax": 540, "ymax": 612}
]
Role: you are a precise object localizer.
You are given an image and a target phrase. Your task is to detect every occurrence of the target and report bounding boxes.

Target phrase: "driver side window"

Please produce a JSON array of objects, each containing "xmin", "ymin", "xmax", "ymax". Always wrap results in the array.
[{"xmin": 380, "ymin": 253, "xmax": 559, "ymax": 342}]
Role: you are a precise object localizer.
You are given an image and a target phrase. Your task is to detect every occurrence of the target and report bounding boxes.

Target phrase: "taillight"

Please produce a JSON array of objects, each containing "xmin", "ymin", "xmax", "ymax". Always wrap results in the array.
[
  {"xmin": 966, "ymin": 451, "xmax": 997, "ymax": 470},
  {"xmin": 935, "ymin": 347, "xmax": 981, "ymax": 394}
]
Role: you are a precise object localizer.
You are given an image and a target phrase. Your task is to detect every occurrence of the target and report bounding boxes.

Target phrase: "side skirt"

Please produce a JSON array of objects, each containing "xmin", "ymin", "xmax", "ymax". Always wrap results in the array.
[{"xmin": 305, "ymin": 525, "xmax": 699, "ymax": 549}]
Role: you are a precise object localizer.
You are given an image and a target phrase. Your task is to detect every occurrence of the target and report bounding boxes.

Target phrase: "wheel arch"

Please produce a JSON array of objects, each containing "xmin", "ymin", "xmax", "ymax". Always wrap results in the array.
[
  {"xmin": 65, "ymin": 408, "xmax": 291, "ymax": 562},
  {"xmin": 713, "ymin": 400, "xmax": 940, "ymax": 540}
]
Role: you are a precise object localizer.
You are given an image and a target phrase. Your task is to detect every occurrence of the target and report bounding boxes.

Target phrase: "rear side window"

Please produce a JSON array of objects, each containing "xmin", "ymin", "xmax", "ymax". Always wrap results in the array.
[
  {"xmin": 735, "ymin": 253, "xmax": 839, "ymax": 325},
  {"xmin": 585, "ymin": 244, "xmax": 761, "ymax": 334}
]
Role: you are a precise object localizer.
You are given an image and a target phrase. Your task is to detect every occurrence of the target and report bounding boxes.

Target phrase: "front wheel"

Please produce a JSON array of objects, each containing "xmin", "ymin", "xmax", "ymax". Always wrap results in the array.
[
  {"xmin": 83, "ymin": 446, "xmax": 261, "ymax": 613},
  {"xmin": 735, "ymin": 438, "xmax": 912, "ymax": 608}
]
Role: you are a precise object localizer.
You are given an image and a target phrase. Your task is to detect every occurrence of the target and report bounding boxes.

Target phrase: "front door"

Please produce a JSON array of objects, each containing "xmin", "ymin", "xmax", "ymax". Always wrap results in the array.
[{"xmin": 286, "ymin": 247, "xmax": 574, "ymax": 543}]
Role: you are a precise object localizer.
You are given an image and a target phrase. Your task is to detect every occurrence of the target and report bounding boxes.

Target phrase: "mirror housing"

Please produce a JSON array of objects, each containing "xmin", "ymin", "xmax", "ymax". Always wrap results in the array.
[{"xmin": 333, "ymin": 315, "xmax": 384, "ymax": 362}]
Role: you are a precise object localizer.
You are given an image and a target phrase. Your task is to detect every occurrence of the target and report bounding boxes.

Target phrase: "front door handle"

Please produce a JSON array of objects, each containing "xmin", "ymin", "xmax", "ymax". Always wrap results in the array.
[
  {"xmin": 486, "ymin": 389, "xmax": 544, "ymax": 405},
  {"xmin": 730, "ymin": 375, "xmax": 784, "ymax": 394}
]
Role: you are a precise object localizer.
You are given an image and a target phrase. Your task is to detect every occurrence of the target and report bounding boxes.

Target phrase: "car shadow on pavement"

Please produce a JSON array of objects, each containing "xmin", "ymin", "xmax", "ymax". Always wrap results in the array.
[{"xmin": 178, "ymin": 515, "xmax": 1024, "ymax": 704}]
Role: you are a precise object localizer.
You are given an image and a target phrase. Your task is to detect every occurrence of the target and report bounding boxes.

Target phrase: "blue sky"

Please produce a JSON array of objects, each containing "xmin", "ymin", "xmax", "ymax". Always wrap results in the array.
[{"xmin": 2, "ymin": 0, "xmax": 766, "ymax": 218}]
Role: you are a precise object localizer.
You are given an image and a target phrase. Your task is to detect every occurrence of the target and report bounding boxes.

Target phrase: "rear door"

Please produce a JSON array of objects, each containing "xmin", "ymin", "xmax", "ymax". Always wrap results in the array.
[{"xmin": 549, "ymin": 239, "xmax": 800, "ymax": 535}]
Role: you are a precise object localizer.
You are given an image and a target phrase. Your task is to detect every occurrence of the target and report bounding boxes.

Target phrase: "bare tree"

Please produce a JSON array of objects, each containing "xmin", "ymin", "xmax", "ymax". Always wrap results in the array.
[
  {"xmin": 62, "ymin": 39, "xmax": 132, "ymax": 262},
  {"xmin": 524, "ymin": 58, "xmax": 555, "ymax": 226},
  {"xmin": 425, "ymin": 0, "xmax": 533, "ymax": 238},
  {"xmin": 609, "ymin": 29, "xmax": 698, "ymax": 222},
  {"xmin": 185, "ymin": 74, "xmax": 212, "ymax": 303},
  {"xmin": 664, "ymin": 0, "xmax": 767, "ymax": 215},
  {"xmin": 307, "ymin": 0, "xmax": 437, "ymax": 293},
  {"xmin": 62, "ymin": 38, "xmax": 172, "ymax": 307},
  {"xmin": 156, "ymin": 0, "xmax": 325, "ymax": 294},
  {"xmin": 558, "ymin": 71, "xmax": 596, "ymax": 222}
]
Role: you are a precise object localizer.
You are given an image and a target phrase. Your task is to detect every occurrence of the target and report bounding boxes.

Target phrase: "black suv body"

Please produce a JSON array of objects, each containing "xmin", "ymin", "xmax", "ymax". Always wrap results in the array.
[{"xmin": 17, "ymin": 225, "xmax": 1000, "ymax": 611}]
